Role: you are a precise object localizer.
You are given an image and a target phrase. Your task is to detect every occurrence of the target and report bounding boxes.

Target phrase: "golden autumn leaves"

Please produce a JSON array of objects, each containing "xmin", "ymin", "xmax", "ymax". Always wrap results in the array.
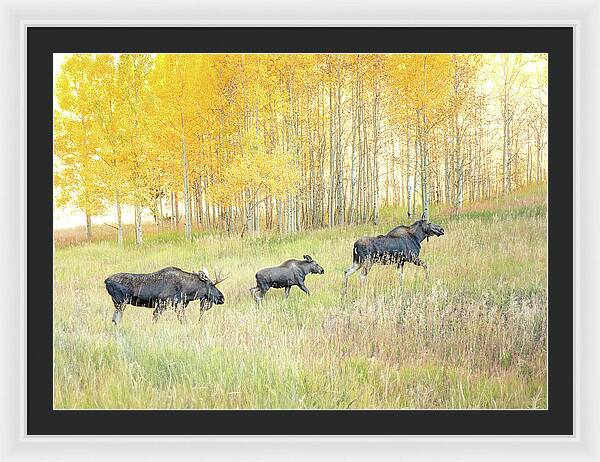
[
  {"xmin": 54, "ymin": 54, "xmax": 306, "ymax": 240},
  {"xmin": 209, "ymin": 131, "xmax": 300, "ymax": 208},
  {"xmin": 54, "ymin": 53, "xmax": 547, "ymax": 241}
]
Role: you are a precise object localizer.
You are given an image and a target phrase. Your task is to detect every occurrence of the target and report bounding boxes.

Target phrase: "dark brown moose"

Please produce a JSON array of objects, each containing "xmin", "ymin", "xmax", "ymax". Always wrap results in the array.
[
  {"xmin": 344, "ymin": 213, "xmax": 444, "ymax": 290},
  {"xmin": 104, "ymin": 267, "xmax": 228, "ymax": 324},
  {"xmin": 250, "ymin": 255, "xmax": 325, "ymax": 303}
]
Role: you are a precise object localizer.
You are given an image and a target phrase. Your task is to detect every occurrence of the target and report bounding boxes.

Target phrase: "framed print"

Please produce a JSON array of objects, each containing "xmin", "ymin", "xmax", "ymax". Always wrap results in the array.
[
  {"xmin": 34, "ymin": 25, "xmax": 571, "ymax": 434},
  {"xmin": 2, "ymin": 0, "xmax": 598, "ymax": 460}
]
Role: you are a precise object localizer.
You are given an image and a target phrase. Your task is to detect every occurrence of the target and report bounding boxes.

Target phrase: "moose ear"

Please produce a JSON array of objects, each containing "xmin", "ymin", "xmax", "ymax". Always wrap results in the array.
[
  {"xmin": 421, "ymin": 211, "xmax": 426, "ymax": 221},
  {"xmin": 303, "ymin": 255, "xmax": 313, "ymax": 263},
  {"xmin": 198, "ymin": 267, "xmax": 209, "ymax": 281}
]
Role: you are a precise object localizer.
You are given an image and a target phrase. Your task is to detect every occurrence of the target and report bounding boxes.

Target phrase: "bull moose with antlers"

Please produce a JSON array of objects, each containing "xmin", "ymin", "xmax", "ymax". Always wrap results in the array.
[
  {"xmin": 344, "ymin": 213, "xmax": 445, "ymax": 290},
  {"xmin": 104, "ymin": 266, "xmax": 228, "ymax": 324}
]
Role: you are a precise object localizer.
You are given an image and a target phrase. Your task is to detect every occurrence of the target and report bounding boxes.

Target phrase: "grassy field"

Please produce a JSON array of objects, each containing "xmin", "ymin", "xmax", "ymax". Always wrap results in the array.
[{"xmin": 53, "ymin": 185, "xmax": 548, "ymax": 409}]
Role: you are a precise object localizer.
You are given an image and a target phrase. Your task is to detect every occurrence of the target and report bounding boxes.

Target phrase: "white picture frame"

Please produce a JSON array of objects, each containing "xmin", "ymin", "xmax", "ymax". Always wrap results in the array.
[{"xmin": 1, "ymin": 0, "xmax": 597, "ymax": 460}]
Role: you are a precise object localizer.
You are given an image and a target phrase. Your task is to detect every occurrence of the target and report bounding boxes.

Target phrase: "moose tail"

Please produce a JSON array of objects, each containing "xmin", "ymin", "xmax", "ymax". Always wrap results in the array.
[{"xmin": 352, "ymin": 243, "xmax": 364, "ymax": 264}]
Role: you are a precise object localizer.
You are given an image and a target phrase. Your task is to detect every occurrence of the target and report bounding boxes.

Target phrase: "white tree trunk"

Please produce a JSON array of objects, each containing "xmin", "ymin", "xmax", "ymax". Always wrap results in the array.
[
  {"xmin": 115, "ymin": 192, "xmax": 123, "ymax": 246},
  {"xmin": 134, "ymin": 204, "xmax": 143, "ymax": 246},
  {"xmin": 85, "ymin": 213, "xmax": 92, "ymax": 241},
  {"xmin": 181, "ymin": 111, "xmax": 192, "ymax": 240}
]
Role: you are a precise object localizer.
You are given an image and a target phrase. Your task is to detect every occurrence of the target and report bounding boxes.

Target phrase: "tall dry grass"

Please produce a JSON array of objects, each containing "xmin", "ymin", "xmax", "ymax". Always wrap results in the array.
[{"xmin": 53, "ymin": 185, "xmax": 547, "ymax": 409}]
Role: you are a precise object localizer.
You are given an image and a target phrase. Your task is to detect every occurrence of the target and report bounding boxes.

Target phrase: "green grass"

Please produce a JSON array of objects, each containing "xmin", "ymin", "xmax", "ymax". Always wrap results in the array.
[{"xmin": 53, "ymin": 184, "xmax": 548, "ymax": 409}]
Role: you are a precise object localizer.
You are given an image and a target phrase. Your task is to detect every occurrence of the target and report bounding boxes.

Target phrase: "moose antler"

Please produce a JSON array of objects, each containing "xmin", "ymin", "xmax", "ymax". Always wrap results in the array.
[{"xmin": 212, "ymin": 268, "xmax": 230, "ymax": 285}]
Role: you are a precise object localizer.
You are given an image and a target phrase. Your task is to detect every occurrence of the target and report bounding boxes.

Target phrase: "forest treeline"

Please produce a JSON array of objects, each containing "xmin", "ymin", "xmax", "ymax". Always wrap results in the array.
[{"xmin": 54, "ymin": 53, "xmax": 548, "ymax": 244}]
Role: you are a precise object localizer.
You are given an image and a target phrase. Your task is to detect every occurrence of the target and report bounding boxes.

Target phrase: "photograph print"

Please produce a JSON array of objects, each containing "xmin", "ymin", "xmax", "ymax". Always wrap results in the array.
[{"xmin": 53, "ymin": 52, "xmax": 548, "ymax": 410}]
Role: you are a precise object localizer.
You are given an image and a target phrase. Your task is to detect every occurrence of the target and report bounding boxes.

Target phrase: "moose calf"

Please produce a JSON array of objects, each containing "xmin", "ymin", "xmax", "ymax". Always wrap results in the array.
[{"xmin": 250, "ymin": 255, "xmax": 325, "ymax": 303}]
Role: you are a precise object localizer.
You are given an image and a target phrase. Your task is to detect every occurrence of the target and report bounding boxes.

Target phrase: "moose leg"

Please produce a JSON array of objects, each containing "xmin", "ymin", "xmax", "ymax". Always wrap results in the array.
[
  {"xmin": 251, "ymin": 285, "xmax": 268, "ymax": 304},
  {"xmin": 413, "ymin": 258, "xmax": 429, "ymax": 279},
  {"xmin": 343, "ymin": 262, "xmax": 361, "ymax": 291},
  {"xmin": 200, "ymin": 299, "xmax": 213, "ymax": 312},
  {"xmin": 111, "ymin": 301, "xmax": 124, "ymax": 325},
  {"xmin": 152, "ymin": 307, "xmax": 161, "ymax": 322},
  {"xmin": 298, "ymin": 282, "xmax": 311, "ymax": 296},
  {"xmin": 152, "ymin": 303, "xmax": 166, "ymax": 323},
  {"xmin": 258, "ymin": 289, "xmax": 268, "ymax": 303},
  {"xmin": 284, "ymin": 286, "xmax": 291, "ymax": 298},
  {"xmin": 397, "ymin": 262, "xmax": 405, "ymax": 285},
  {"xmin": 175, "ymin": 302, "xmax": 188, "ymax": 323},
  {"xmin": 359, "ymin": 264, "xmax": 371, "ymax": 287},
  {"xmin": 253, "ymin": 287, "xmax": 267, "ymax": 304}
]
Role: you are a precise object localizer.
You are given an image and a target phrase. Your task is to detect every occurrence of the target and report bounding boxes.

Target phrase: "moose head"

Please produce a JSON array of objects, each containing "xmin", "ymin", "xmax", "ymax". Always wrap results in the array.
[
  {"xmin": 418, "ymin": 211, "xmax": 445, "ymax": 241},
  {"xmin": 198, "ymin": 268, "xmax": 228, "ymax": 306},
  {"xmin": 303, "ymin": 255, "xmax": 325, "ymax": 274}
]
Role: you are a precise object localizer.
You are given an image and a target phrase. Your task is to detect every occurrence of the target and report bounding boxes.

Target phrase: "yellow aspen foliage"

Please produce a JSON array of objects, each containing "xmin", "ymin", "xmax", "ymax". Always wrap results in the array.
[
  {"xmin": 54, "ymin": 55, "xmax": 107, "ymax": 237},
  {"xmin": 208, "ymin": 130, "xmax": 300, "ymax": 207},
  {"xmin": 54, "ymin": 53, "xmax": 548, "ymax": 238}
]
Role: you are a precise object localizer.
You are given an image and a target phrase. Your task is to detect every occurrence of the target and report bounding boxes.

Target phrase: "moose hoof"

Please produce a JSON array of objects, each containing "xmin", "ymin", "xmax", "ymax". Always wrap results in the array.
[{"xmin": 112, "ymin": 311, "xmax": 122, "ymax": 325}]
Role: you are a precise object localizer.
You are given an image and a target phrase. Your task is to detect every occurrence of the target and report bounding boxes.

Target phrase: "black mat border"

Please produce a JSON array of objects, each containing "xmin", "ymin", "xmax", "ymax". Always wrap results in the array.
[{"xmin": 27, "ymin": 26, "xmax": 573, "ymax": 435}]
